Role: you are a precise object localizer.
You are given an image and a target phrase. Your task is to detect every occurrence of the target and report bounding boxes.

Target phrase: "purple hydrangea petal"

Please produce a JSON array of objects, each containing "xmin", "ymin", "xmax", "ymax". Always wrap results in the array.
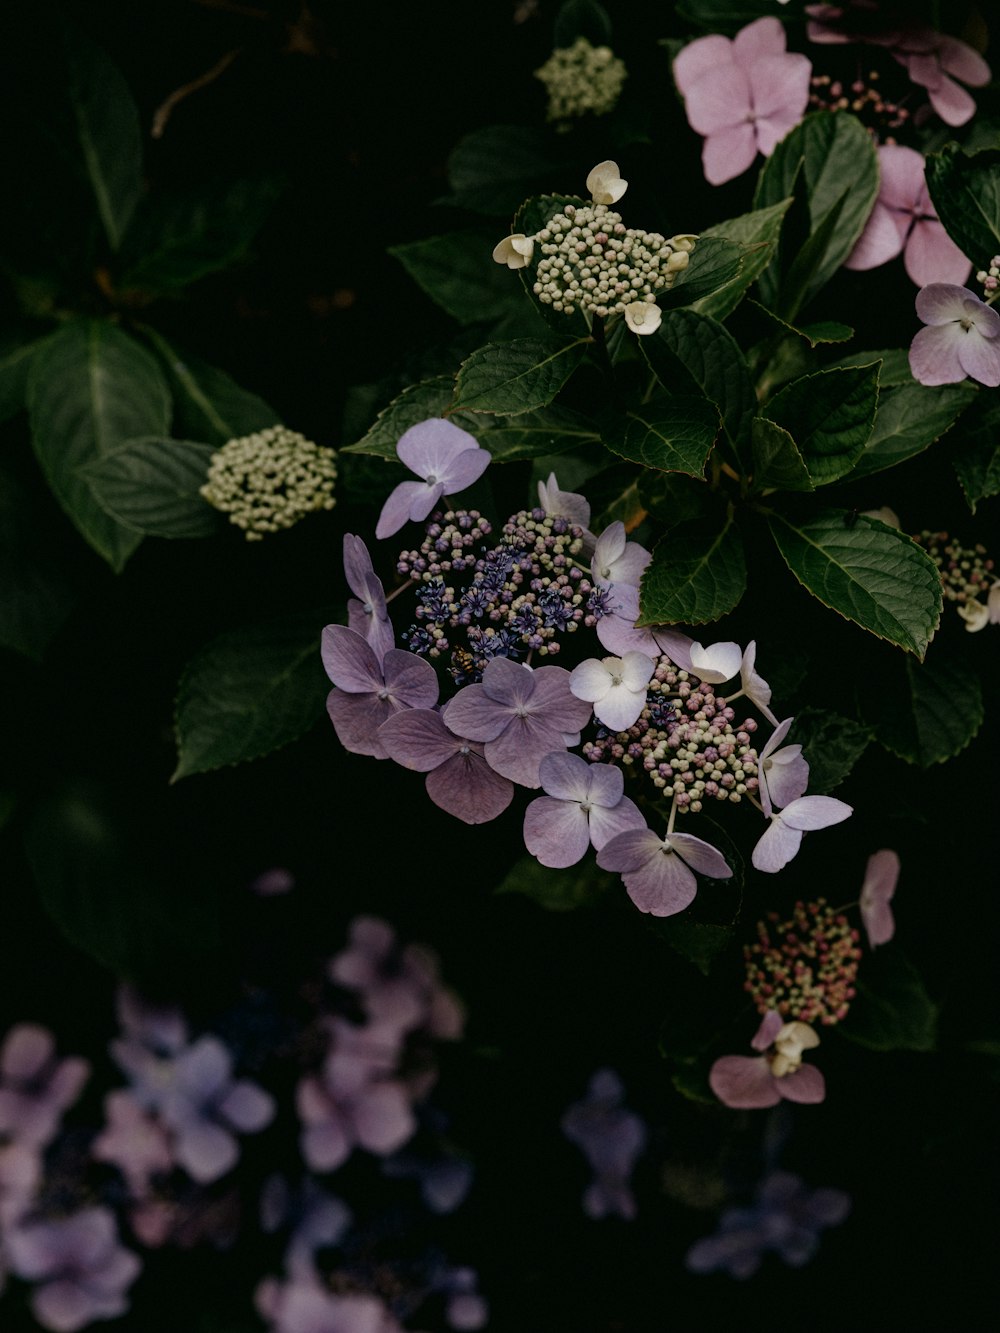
[
  {"xmin": 531, "ymin": 666, "xmax": 595, "ymax": 732},
  {"xmin": 593, "ymin": 679, "xmax": 647, "ymax": 732},
  {"xmin": 326, "ymin": 688, "xmax": 395, "ymax": 759},
  {"xmin": 375, "ymin": 479, "xmax": 429, "ymax": 541},
  {"xmin": 956, "ymin": 325, "xmax": 1000, "ymax": 386},
  {"xmin": 668, "ymin": 832, "xmax": 732, "ymax": 879},
  {"xmin": 485, "ymin": 714, "xmax": 570, "ymax": 787},
  {"xmin": 909, "ymin": 321, "xmax": 967, "ymax": 385},
  {"xmin": 777, "ymin": 1063, "xmax": 826, "ymax": 1104},
  {"xmin": 395, "ymin": 418, "xmax": 479, "ymax": 479},
  {"xmin": 523, "ymin": 796, "xmax": 592, "ymax": 868},
  {"xmin": 915, "ymin": 282, "xmax": 973, "ymax": 325},
  {"xmin": 425, "ymin": 750, "xmax": 514, "ymax": 824},
  {"xmin": 442, "ymin": 684, "xmax": 510, "ymax": 743},
  {"xmin": 751, "ymin": 818, "xmax": 804, "ymax": 873},
  {"xmin": 587, "ymin": 795, "xmax": 645, "ymax": 852},
  {"xmin": 381, "ymin": 649, "xmax": 439, "ymax": 709},
  {"xmin": 622, "ymin": 844, "xmax": 697, "ymax": 916},
  {"xmin": 351, "ymin": 1082, "xmax": 416, "ymax": 1156},
  {"xmin": 438, "ymin": 447, "xmax": 491, "ymax": 494},
  {"xmin": 584, "ymin": 762, "xmax": 625, "ymax": 808},
  {"xmin": 780, "ymin": 795, "xmax": 852, "ymax": 831},
  {"xmin": 172, "ymin": 1118, "xmax": 239, "ymax": 1184},
  {"xmin": 218, "ymin": 1080, "xmax": 276, "ymax": 1133},
  {"xmin": 321, "ymin": 625, "xmax": 381, "ymax": 693},
  {"xmin": 709, "ymin": 1055, "xmax": 782, "ymax": 1109},
  {"xmin": 172, "ymin": 1036, "xmax": 233, "ymax": 1102},
  {"xmin": 538, "ymin": 750, "xmax": 593, "ymax": 802},
  {"xmin": 379, "ymin": 709, "xmax": 460, "ymax": 772}
]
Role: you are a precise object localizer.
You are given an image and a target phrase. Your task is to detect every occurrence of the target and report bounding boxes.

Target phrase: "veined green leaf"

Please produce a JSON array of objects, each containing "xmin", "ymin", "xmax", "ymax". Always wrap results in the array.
[
  {"xmin": 453, "ymin": 337, "xmax": 589, "ymax": 415},
  {"xmin": 82, "ymin": 438, "xmax": 220, "ymax": 539},
  {"xmin": 601, "ymin": 394, "xmax": 719, "ymax": 476},
  {"xmin": 639, "ymin": 508, "xmax": 746, "ymax": 624}
]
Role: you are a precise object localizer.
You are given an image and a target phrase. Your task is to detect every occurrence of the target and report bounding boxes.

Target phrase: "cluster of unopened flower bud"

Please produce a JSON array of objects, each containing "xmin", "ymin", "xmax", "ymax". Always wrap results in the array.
[
  {"xmin": 201, "ymin": 426, "xmax": 337, "ymax": 540},
  {"xmin": 808, "ymin": 70, "xmax": 908, "ymax": 141},
  {"xmin": 533, "ymin": 203, "xmax": 693, "ymax": 321},
  {"xmin": 534, "ymin": 36, "xmax": 627, "ymax": 125},
  {"xmin": 914, "ymin": 530, "xmax": 1000, "ymax": 631},
  {"xmin": 583, "ymin": 656, "xmax": 760, "ymax": 815},
  {"xmin": 398, "ymin": 508, "xmax": 597, "ymax": 681},
  {"xmin": 975, "ymin": 256, "xmax": 1000, "ymax": 299},
  {"xmin": 744, "ymin": 900, "xmax": 862, "ymax": 1026}
]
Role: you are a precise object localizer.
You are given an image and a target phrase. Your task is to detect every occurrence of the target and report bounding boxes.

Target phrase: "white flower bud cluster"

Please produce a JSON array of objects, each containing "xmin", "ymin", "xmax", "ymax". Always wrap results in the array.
[
  {"xmin": 201, "ymin": 426, "xmax": 337, "ymax": 541},
  {"xmin": 532, "ymin": 202, "xmax": 695, "ymax": 320},
  {"xmin": 975, "ymin": 255, "xmax": 1000, "ymax": 300},
  {"xmin": 534, "ymin": 36, "xmax": 627, "ymax": 125}
]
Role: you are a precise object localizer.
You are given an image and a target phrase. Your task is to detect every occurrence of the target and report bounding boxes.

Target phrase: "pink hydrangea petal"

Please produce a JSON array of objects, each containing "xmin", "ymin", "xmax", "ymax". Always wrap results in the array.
[
  {"xmin": 905, "ymin": 221, "xmax": 972, "ymax": 288},
  {"xmin": 673, "ymin": 35, "xmax": 734, "ymax": 97},
  {"xmin": 523, "ymin": 796, "xmax": 592, "ymax": 868},
  {"xmin": 352, "ymin": 1082, "xmax": 416, "ymax": 1155},
  {"xmin": 708, "ymin": 1055, "xmax": 781, "ymax": 1109},
  {"xmin": 860, "ymin": 848, "xmax": 900, "ymax": 948},
  {"xmin": 2, "ymin": 1025, "xmax": 55, "ymax": 1081},
  {"xmin": 780, "ymin": 795, "xmax": 852, "ymax": 831},
  {"xmin": 926, "ymin": 72, "xmax": 978, "ymax": 126},
  {"xmin": 395, "ymin": 418, "xmax": 479, "ymax": 479},
  {"xmin": 653, "ymin": 630, "xmax": 694, "ymax": 671},
  {"xmin": 218, "ymin": 1080, "xmax": 275, "ymax": 1133},
  {"xmin": 32, "ymin": 1278, "xmax": 104, "ymax": 1332},
  {"xmin": 956, "ymin": 327, "xmax": 1000, "ymax": 387},
  {"xmin": 538, "ymin": 750, "xmax": 592, "ymax": 801},
  {"xmin": 587, "ymin": 795, "xmax": 645, "ymax": 852},
  {"xmin": 876, "ymin": 144, "xmax": 925, "ymax": 210},
  {"xmin": 321, "ymin": 625, "xmax": 380, "ymax": 693},
  {"xmin": 908, "ymin": 322, "xmax": 967, "ymax": 385},
  {"xmin": 751, "ymin": 1009, "xmax": 785, "ymax": 1052},
  {"xmin": 173, "ymin": 1119, "xmax": 238, "ymax": 1183},
  {"xmin": 596, "ymin": 612, "xmax": 660, "ymax": 658},
  {"xmin": 584, "ymin": 762, "xmax": 625, "ymax": 808},
  {"xmin": 915, "ymin": 282, "xmax": 974, "ymax": 325},
  {"xmin": 763, "ymin": 748, "xmax": 810, "ymax": 813},
  {"xmin": 537, "ymin": 473, "xmax": 591, "ymax": 529},
  {"xmin": 938, "ymin": 35, "xmax": 991, "ymax": 87},
  {"xmin": 46, "ymin": 1058, "xmax": 90, "ymax": 1114},
  {"xmin": 620, "ymin": 846, "xmax": 698, "ymax": 917},
  {"xmin": 733, "ymin": 15, "xmax": 787, "ymax": 65},
  {"xmin": 668, "ymin": 832, "xmax": 732, "ymax": 879},
  {"xmin": 374, "ymin": 480, "xmax": 428, "ymax": 541},
  {"xmin": 379, "ymin": 709, "xmax": 458, "ymax": 771},
  {"xmin": 425, "ymin": 751, "xmax": 514, "ymax": 824},
  {"xmin": 777, "ymin": 1063, "xmax": 826, "ymax": 1104},
  {"xmin": 596, "ymin": 827, "xmax": 661, "ymax": 875},
  {"xmin": 703, "ymin": 123, "xmax": 759, "ymax": 184},
  {"xmin": 750, "ymin": 52, "xmax": 811, "ymax": 124},
  {"xmin": 752, "ymin": 818, "xmax": 803, "ymax": 873},
  {"xmin": 685, "ymin": 66, "xmax": 753, "ymax": 136},
  {"xmin": 301, "ymin": 1118, "xmax": 351, "ymax": 1173},
  {"xmin": 844, "ymin": 201, "xmax": 908, "ymax": 271}
]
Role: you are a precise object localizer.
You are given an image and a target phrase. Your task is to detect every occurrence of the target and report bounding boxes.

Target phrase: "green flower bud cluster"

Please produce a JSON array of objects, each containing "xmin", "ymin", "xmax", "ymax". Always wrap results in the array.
[
  {"xmin": 201, "ymin": 426, "xmax": 337, "ymax": 541},
  {"xmin": 534, "ymin": 36, "xmax": 626, "ymax": 125},
  {"xmin": 533, "ymin": 203, "xmax": 693, "ymax": 320}
]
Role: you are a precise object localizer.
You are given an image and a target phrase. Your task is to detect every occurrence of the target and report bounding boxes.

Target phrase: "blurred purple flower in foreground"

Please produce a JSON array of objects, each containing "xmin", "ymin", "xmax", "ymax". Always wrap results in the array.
[
  {"xmin": 257, "ymin": 1271, "xmax": 400, "ymax": 1333},
  {"xmin": 710, "ymin": 1010, "xmax": 825, "ymax": 1109},
  {"xmin": 523, "ymin": 751, "xmax": 644, "ymax": 868},
  {"xmin": 5, "ymin": 1206, "xmax": 141, "ymax": 1332},
  {"xmin": 859, "ymin": 847, "xmax": 900, "ymax": 948},
  {"xmin": 909, "ymin": 284, "xmax": 1000, "ymax": 387},
  {"xmin": 561, "ymin": 1069, "xmax": 647, "ymax": 1220},
  {"xmin": 686, "ymin": 1169, "xmax": 850, "ymax": 1278},
  {"xmin": 0, "ymin": 1025, "xmax": 89, "ymax": 1149},
  {"xmin": 845, "ymin": 145, "xmax": 970, "ymax": 287},
  {"xmin": 673, "ymin": 17, "xmax": 811, "ymax": 184},
  {"xmin": 376, "ymin": 419, "xmax": 490, "ymax": 541}
]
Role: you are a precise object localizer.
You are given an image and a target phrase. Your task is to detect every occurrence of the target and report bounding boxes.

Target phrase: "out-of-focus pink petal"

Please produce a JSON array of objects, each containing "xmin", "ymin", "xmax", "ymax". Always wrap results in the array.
[
  {"xmin": 709, "ymin": 1055, "xmax": 781, "ymax": 1108},
  {"xmin": 218, "ymin": 1081, "xmax": 275, "ymax": 1133},
  {"xmin": 173, "ymin": 1119, "xmax": 238, "ymax": 1184},
  {"xmin": 673, "ymin": 35, "xmax": 734, "ymax": 96},
  {"xmin": 32, "ymin": 1280, "xmax": 104, "ymax": 1332},
  {"xmin": 938, "ymin": 35, "xmax": 990, "ymax": 86},
  {"xmin": 703, "ymin": 124, "xmax": 759, "ymax": 184},
  {"xmin": 352, "ymin": 1082, "xmax": 416, "ymax": 1155},
  {"xmin": 1, "ymin": 1025, "xmax": 54, "ymax": 1081},
  {"xmin": 751, "ymin": 1009, "xmax": 785, "ymax": 1052},
  {"xmin": 750, "ymin": 52, "xmax": 812, "ymax": 126},
  {"xmin": 523, "ymin": 796, "xmax": 591, "ymax": 868},
  {"xmin": 669, "ymin": 832, "xmax": 732, "ymax": 879},
  {"xmin": 876, "ymin": 143, "xmax": 924, "ymax": 210},
  {"xmin": 733, "ymin": 16, "xmax": 787, "ymax": 65},
  {"xmin": 905, "ymin": 221, "xmax": 972, "ymax": 287},
  {"xmin": 956, "ymin": 328, "xmax": 1000, "ymax": 387},
  {"xmin": 778, "ymin": 1063, "xmax": 826, "ymax": 1104},
  {"xmin": 860, "ymin": 848, "xmax": 900, "ymax": 948},
  {"xmin": 844, "ymin": 202, "xmax": 908, "ymax": 271},
  {"xmin": 909, "ymin": 323, "xmax": 966, "ymax": 385},
  {"xmin": 425, "ymin": 751, "xmax": 514, "ymax": 824}
]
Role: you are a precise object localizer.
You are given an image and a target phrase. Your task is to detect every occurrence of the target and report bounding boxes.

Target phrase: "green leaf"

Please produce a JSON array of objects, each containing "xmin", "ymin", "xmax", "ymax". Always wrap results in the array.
[
  {"xmin": 849, "ymin": 381, "xmax": 975, "ymax": 479},
  {"xmin": 341, "ymin": 376, "xmax": 457, "ymax": 458},
  {"xmin": 653, "ymin": 921, "xmax": 734, "ymax": 975},
  {"xmin": 117, "ymin": 177, "xmax": 283, "ymax": 292},
  {"xmin": 173, "ymin": 614, "xmax": 328, "ymax": 780},
  {"xmin": 831, "ymin": 347, "xmax": 913, "ymax": 386},
  {"xmin": 767, "ymin": 509, "xmax": 942, "ymax": 657},
  {"xmin": 63, "ymin": 24, "xmax": 142, "ymax": 251},
  {"xmin": 592, "ymin": 477, "xmax": 645, "ymax": 531},
  {"xmin": 691, "ymin": 198, "xmax": 794, "ymax": 320},
  {"xmin": 554, "ymin": 0, "xmax": 613, "ymax": 46},
  {"xmin": 479, "ymin": 406, "xmax": 600, "ymax": 461},
  {"xmin": 840, "ymin": 949, "xmax": 938, "ymax": 1053},
  {"xmin": 764, "ymin": 363, "xmax": 879, "ymax": 485},
  {"xmin": 0, "ymin": 465, "xmax": 74, "ymax": 660},
  {"xmin": 875, "ymin": 654, "xmax": 984, "ymax": 767},
  {"xmin": 0, "ymin": 334, "xmax": 53, "ymax": 423},
  {"xmin": 660, "ymin": 236, "xmax": 743, "ymax": 309},
  {"xmin": 751, "ymin": 417, "xmax": 814, "ymax": 493},
  {"xmin": 676, "ymin": 0, "xmax": 784, "ymax": 31},
  {"xmin": 600, "ymin": 393, "xmax": 719, "ymax": 477},
  {"xmin": 787, "ymin": 707, "xmax": 872, "ymax": 794},
  {"xmin": 925, "ymin": 142, "xmax": 1000, "ymax": 266},
  {"xmin": 24, "ymin": 783, "xmax": 220, "ymax": 986},
  {"xmin": 143, "ymin": 328, "xmax": 279, "ymax": 445},
  {"xmin": 952, "ymin": 402, "xmax": 1000, "ymax": 510},
  {"xmin": 750, "ymin": 301, "xmax": 854, "ymax": 347},
  {"xmin": 639, "ymin": 508, "xmax": 746, "ymax": 625},
  {"xmin": 638, "ymin": 470, "xmax": 720, "ymax": 529},
  {"xmin": 453, "ymin": 337, "xmax": 589, "ymax": 415},
  {"xmin": 755, "ymin": 112, "xmax": 878, "ymax": 313},
  {"xmin": 642, "ymin": 309, "xmax": 755, "ymax": 467},
  {"xmin": 446, "ymin": 126, "xmax": 559, "ymax": 215},
  {"xmin": 389, "ymin": 229, "xmax": 519, "ymax": 325},
  {"xmin": 494, "ymin": 854, "xmax": 614, "ymax": 911},
  {"xmin": 82, "ymin": 437, "xmax": 219, "ymax": 539},
  {"xmin": 27, "ymin": 321, "xmax": 172, "ymax": 570}
]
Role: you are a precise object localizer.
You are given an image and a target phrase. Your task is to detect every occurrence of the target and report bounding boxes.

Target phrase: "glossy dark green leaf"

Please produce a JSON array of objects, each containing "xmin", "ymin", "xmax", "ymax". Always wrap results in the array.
[
  {"xmin": 925, "ymin": 142, "xmax": 1000, "ymax": 265},
  {"xmin": 63, "ymin": 24, "xmax": 141, "ymax": 251},
  {"xmin": 767, "ymin": 509, "xmax": 942, "ymax": 657},
  {"xmin": 453, "ymin": 337, "xmax": 589, "ymax": 415},
  {"xmin": 601, "ymin": 393, "xmax": 719, "ymax": 476},
  {"xmin": 479, "ymin": 406, "xmax": 600, "ymax": 460},
  {"xmin": 831, "ymin": 347, "xmax": 913, "ymax": 385},
  {"xmin": 788, "ymin": 707, "xmax": 872, "ymax": 794},
  {"xmin": 952, "ymin": 400, "xmax": 1000, "ymax": 510},
  {"xmin": 27, "ymin": 320, "xmax": 172, "ymax": 569},
  {"xmin": 875, "ymin": 654, "xmax": 984, "ymax": 767},
  {"xmin": 446, "ymin": 126, "xmax": 560, "ymax": 215},
  {"xmin": 82, "ymin": 438, "xmax": 220, "ymax": 538},
  {"xmin": 144, "ymin": 328, "xmax": 280, "ymax": 446},
  {"xmin": 660, "ymin": 236, "xmax": 743, "ymax": 309},
  {"xmin": 751, "ymin": 417, "xmax": 814, "ymax": 493},
  {"xmin": 840, "ymin": 949, "xmax": 938, "ymax": 1053},
  {"xmin": 849, "ymin": 381, "xmax": 975, "ymax": 478},
  {"xmin": 764, "ymin": 363, "xmax": 879, "ymax": 485},
  {"xmin": 494, "ymin": 855, "xmax": 614, "ymax": 911},
  {"xmin": 0, "ymin": 334, "xmax": 53, "ymax": 423},
  {"xmin": 173, "ymin": 615, "xmax": 328, "ymax": 780},
  {"xmin": 389, "ymin": 229, "xmax": 520, "ymax": 325},
  {"xmin": 639, "ymin": 508, "xmax": 746, "ymax": 625},
  {"xmin": 691, "ymin": 198, "xmax": 793, "ymax": 320}
]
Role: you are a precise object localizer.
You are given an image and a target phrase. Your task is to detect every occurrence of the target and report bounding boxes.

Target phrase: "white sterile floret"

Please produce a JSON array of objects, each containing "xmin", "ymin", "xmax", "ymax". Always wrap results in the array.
[
  {"xmin": 587, "ymin": 160, "xmax": 628, "ymax": 206},
  {"xmin": 624, "ymin": 301, "xmax": 661, "ymax": 335},
  {"xmin": 492, "ymin": 233, "xmax": 535, "ymax": 269},
  {"xmin": 569, "ymin": 652, "xmax": 654, "ymax": 732},
  {"xmin": 958, "ymin": 600, "xmax": 990, "ymax": 632},
  {"xmin": 201, "ymin": 426, "xmax": 337, "ymax": 541}
]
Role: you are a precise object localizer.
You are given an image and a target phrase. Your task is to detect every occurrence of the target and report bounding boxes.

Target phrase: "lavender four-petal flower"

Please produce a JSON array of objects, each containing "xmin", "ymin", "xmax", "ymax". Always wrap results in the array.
[
  {"xmin": 709, "ymin": 1010, "xmax": 825, "ymax": 1109},
  {"xmin": 442, "ymin": 658, "xmax": 592, "ymax": 787},
  {"xmin": 752, "ymin": 795, "xmax": 852, "ymax": 872},
  {"xmin": 343, "ymin": 533, "xmax": 394, "ymax": 664},
  {"xmin": 377, "ymin": 708, "xmax": 514, "ymax": 824},
  {"xmin": 375, "ymin": 419, "xmax": 490, "ymax": 540},
  {"xmin": 523, "ymin": 752, "xmax": 645, "ymax": 868},
  {"xmin": 909, "ymin": 284, "xmax": 1000, "ymax": 388},
  {"xmin": 322, "ymin": 625, "xmax": 439, "ymax": 759},
  {"xmin": 597, "ymin": 822, "xmax": 732, "ymax": 917}
]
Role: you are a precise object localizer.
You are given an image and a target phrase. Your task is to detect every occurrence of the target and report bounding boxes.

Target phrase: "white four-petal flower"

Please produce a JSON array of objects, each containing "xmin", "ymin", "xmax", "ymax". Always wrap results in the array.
[{"xmin": 569, "ymin": 652, "xmax": 654, "ymax": 731}]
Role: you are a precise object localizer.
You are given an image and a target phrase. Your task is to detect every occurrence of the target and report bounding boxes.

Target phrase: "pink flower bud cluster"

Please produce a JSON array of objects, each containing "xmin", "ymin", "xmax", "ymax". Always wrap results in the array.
[
  {"xmin": 808, "ymin": 70, "xmax": 909, "ymax": 139},
  {"xmin": 744, "ymin": 899, "xmax": 862, "ymax": 1026}
]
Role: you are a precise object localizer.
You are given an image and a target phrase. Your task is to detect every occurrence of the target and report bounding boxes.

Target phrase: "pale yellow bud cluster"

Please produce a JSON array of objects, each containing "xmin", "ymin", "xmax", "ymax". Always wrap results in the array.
[
  {"xmin": 534, "ymin": 36, "xmax": 626, "ymax": 125},
  {"xmin": 201, "ymin": 426, "xmax": 337, "ymax": 541}
]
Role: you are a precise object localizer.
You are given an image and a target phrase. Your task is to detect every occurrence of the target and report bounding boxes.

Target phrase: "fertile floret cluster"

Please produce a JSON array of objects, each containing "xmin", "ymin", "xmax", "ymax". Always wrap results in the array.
[
  {"xmin": 534, "ymin": 36, "xmax": 627, "ymax": 124},
  {"xmin": 201, "ymin": 426, "xmax": 337, "ymax": 540},
  {"xmin": 975, "ymin": 255, "xmax": 1000, "ymax": 297},
  {"xmin": 582, "ymin": 656, "xmax": 760, "ymax": 816},
  {"xmin": 808, "ymin": 70, "xmax": 909, "ymax": 141},
  {"xmin": 396, "ymin": 507, "xmax": 599, "ymax": 682},
  {"xmin": 744, "ymin": 900, "xmax": 862, "ymax": 1026},
  {"xmin": 533, "ymin": 203, "xmax": 693, "ymax": 319},
  {"xmin": 914, "ymin": 529, "xmax": 999, "ymax": 630}
]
